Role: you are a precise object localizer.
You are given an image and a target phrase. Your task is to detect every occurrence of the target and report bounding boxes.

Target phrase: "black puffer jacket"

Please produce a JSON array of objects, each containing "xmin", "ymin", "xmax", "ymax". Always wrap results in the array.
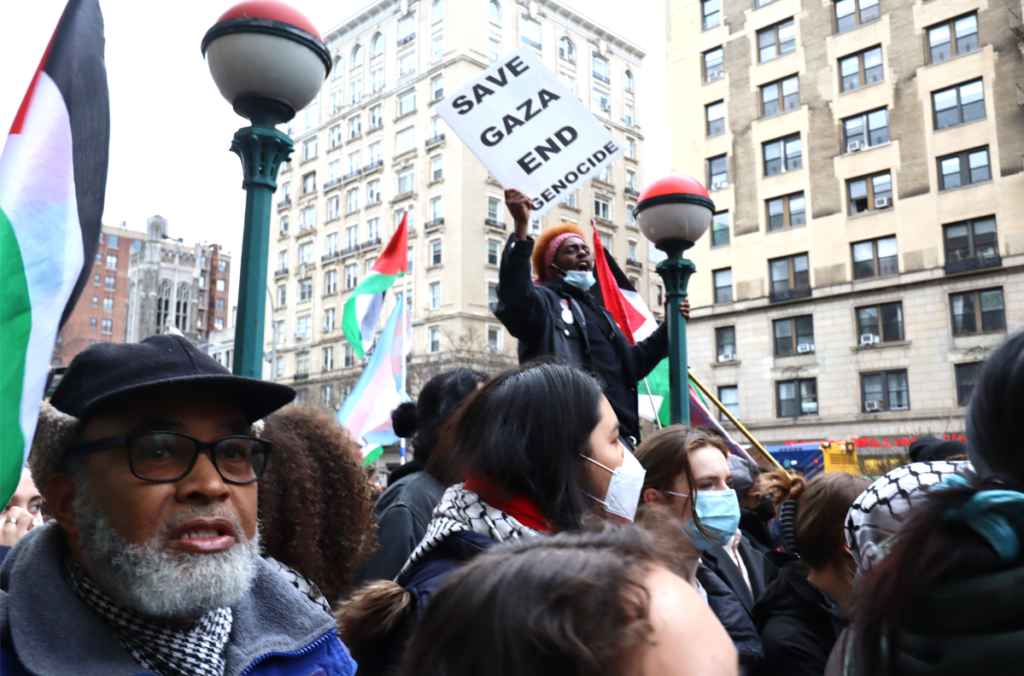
[{"xmin": 493, "ymin": 234, "xmax": 667, "ymax": 440}]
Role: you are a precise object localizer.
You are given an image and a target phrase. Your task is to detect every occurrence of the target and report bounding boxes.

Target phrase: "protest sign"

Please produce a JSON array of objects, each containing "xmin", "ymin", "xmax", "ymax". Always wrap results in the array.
[{"xmin": 437, "ymin": 45, "xmax": 624, "ymax": 217}]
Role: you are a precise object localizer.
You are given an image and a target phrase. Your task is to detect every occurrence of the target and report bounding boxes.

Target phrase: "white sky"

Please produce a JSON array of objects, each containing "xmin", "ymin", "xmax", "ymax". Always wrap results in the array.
[{"xmin": 0, "ymin": 0, "xmax": 671, "ymax": 310}]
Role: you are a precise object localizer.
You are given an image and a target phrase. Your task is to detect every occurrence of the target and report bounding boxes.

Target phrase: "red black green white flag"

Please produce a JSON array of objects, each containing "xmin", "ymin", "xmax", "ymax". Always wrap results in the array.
[{"xmin": 0, "ymin": 0, "xmax": 109, "ymax": 505}]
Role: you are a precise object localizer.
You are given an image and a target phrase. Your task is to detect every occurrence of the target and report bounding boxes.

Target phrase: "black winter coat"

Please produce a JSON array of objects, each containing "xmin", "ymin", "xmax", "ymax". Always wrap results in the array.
[
  {"xmin": 702, "ymin": 534, "xmax": 779, "ymax": 614},
  {"xmin": 697, "ymin": 565, "xmax": 764, "ymax": 672},
  {"xmin": 493, "ymin": 234, "xmax": 668, "ymax": 440}
]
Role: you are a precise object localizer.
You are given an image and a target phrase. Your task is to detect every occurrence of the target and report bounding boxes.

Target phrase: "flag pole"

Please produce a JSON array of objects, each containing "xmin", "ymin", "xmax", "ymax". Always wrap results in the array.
[
  {"xmin": 642, "ymin": 378, "xmax": 662, "ymax": 430},
  {"xmin": 687, "ymin": 370, "xmax": 785, "ymax": 472},
  {"xmin": 398, "ymin": 210, "xmax": 410, "ymax": 466}
]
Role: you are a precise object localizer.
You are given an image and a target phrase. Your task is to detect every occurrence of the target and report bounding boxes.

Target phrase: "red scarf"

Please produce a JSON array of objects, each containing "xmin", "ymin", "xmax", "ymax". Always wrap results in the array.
[{"xmin": 464, "ymin": 471, "xmax": 557, "ymax": 534}]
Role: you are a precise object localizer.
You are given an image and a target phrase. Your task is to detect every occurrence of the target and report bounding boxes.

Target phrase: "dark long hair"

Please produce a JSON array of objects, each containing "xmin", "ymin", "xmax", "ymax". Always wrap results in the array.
[
  {"xmin": 431, "ymin": 360, "xmax": 605, "ymax": 532},
  {"xmin": 399, "ymin": 526, "xmax": 661, "ymax": 676},
  {"xmin": 966, "ymin": 331, "xmax": 1024, "ymax": 477}
]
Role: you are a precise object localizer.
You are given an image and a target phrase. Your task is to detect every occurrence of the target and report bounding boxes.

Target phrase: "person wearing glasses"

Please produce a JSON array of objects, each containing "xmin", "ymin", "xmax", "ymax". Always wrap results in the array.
[{"xmin": 0, "ymin": 335, "xmax": 358, "ymax": 676}]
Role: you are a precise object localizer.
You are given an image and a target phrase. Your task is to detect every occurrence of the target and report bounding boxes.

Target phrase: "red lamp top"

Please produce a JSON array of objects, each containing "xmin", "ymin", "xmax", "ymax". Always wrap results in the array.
[
  {"xmin": 215, "ymin": 0, "xmax": 323, "ymax": 41},
  {"xmin": 637, "ymin": 174, "xmax": 711, "ymax": 203}
]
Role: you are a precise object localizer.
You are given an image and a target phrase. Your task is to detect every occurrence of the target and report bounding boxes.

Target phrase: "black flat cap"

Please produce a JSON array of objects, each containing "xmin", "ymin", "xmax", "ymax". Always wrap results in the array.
[{"xmin": 50, "ymin": 334, "xmax": 295, "ymax": 423}]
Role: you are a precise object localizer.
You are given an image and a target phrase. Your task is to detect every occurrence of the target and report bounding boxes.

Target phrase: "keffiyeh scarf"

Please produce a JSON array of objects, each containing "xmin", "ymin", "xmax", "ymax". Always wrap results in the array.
[
  {"xmin": 264, "ymin": 556, "xmax": 332, "ymax": 613},
  {"xmin": 397, "ymin": 483, "xmax": 543, "ymax": 580},
  {"xmin": 64, "ymin": 557, "xmax": 232, "ymax": 676}
]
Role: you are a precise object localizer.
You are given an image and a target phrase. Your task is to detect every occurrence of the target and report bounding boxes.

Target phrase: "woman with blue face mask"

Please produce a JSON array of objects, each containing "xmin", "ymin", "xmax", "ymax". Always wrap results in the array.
[{"xmin": 635, "ymin": 425, "xmax": 766, "ymax": 670}]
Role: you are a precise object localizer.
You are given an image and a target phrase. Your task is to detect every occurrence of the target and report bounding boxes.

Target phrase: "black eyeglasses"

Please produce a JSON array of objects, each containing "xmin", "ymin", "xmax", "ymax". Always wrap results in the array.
[{"xmin": 67, "ymin": 431, "xmax": 272, "ymax": 484}]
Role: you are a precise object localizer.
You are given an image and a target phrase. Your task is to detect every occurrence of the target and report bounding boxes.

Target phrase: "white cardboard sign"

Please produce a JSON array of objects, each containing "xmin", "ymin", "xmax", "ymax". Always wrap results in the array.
[{"xmin": 437, "ymin": 45, "xmax": 624, "ymax": 217}]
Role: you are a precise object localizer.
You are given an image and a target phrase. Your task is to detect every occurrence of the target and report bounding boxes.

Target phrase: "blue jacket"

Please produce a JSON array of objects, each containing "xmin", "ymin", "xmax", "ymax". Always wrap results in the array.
[{"xmin": 0, "ymin": 522, "xmax": 357, "ymax": 676}]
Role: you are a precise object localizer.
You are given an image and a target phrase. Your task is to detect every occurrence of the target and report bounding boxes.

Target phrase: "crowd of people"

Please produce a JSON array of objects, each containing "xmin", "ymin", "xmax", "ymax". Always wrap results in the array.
[{"xmin": 1, "ymin": 194, "xmax": 1023, "ymax": 676}]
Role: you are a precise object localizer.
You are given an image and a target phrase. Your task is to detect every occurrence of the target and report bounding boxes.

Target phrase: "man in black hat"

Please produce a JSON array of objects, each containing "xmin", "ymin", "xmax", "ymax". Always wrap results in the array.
[{"xmin": 0, "ymin": 335, "xmax": 358, "ymax": 676}]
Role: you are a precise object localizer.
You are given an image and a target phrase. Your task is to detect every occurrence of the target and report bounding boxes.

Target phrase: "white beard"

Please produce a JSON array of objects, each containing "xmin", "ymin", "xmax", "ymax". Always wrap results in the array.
[{"xmin": 73, "ymin": 487, "xmax": 261, "ymax": 620}]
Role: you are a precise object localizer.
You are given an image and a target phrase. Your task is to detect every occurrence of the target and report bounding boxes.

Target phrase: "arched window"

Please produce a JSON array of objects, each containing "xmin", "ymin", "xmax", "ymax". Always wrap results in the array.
[
  {"xmin": 625, "ymin": 70, "xmax": 635, "ymax": 93},
  {"xmin": 371, "ymin": 33, "xmax": 384, "ymax": 57},
  {"xmin": 175, "ymin": 284, "xmax": 190, "ymax": 331},
  {"xmin": 559, "ymin": 37, "xmax": 575, "ymax": 62},
  {"xmin": 332, "ymin": 56, "xmax": 343, "ymax": 80},
  {"xmin": 432, "ymin": 0, "xmax": 444, "ymax": 23},
  {"xmin": 156, "ymin": 280, "xmax": 171, "ymax": 330},
  {"xmin": 352, "ymin": 44, "xmax": 363, "ymax": 67},
  {"xmin": 489, "ymin": 0, "xmax": 501, "ymax": 24}
]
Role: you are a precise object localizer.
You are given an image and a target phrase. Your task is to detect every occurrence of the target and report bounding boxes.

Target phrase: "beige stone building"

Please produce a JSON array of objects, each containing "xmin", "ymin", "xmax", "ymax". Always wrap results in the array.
[
  {"xmin": 267, "ymin": 0, "xmax": 651, "ymax": 410},
  {"xmin": 667, "ymin": 0, "xmax": 1024, "ymax": 450}
]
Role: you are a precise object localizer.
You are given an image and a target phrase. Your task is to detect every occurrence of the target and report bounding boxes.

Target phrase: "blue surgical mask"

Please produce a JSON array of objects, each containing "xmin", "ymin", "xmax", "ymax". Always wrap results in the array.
[
  {"xmin": 554, "ymin": 265, "xmax": 596, "ymax": 292},
  {"xmin": 667, "ymin": 488, "xmax": 741, "ymax": 550}
]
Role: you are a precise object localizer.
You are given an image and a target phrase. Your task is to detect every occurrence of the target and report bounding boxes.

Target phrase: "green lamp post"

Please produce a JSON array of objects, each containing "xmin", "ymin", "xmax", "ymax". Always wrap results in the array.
[
  {"xmin": 202, "ymin": 0, "xmax": 331, "ymax": 378},
  {"xmin": 633, "ymin": 175, "xmax": 715, "ymax": 425}
]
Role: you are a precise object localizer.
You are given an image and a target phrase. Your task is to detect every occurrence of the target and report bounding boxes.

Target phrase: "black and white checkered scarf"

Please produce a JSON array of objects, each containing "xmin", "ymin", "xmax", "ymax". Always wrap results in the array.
[{"xmin": 64, "ymin": 557, "xmax": 232, "ymax": 676}]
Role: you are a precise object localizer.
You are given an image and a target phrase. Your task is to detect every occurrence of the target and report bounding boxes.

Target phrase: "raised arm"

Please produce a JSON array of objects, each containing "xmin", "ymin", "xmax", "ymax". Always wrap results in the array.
[{"xmin": 493, "ymin": 189, "xmax": 545, "ymax": 339}]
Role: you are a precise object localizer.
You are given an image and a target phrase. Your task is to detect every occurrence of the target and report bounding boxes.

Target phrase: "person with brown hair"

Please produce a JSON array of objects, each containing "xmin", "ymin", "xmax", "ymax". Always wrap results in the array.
[
  {"xmin": 258, "ymin": 404, "xmax": 379, "ymax": 610},
  {"xmin": 752, "ymin": 470, "xmax": 869, "ymax": 676},
  {"xmin": 399, "ymin": 525, "xmax": 738, "ymax": 676},
  {"xmin": 635, "ymin": 425, "xmax": 768, "ymax": 669}
]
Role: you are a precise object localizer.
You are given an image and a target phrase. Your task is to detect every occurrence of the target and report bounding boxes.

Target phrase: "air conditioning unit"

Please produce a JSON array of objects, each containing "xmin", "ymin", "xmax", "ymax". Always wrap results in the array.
[
  {"xmin": 797, "ymin": 343, "xmax": 815, "ymax": 353},
  {"xmin": 847, "ymin": 140, "xmax": 864, "ymax": 153},
  {"xmin": 708, "ymin": 70, "xmax": 723, "ymax": 81},
  {"xmin": 874, "ymin": 196, "xmax": 892, "ymax": 209},
  {"xmin": 864, "ymin": 400, "xmax": 882, "ymax": 412},
  {"xmin": 859, "ymin": 333, "xmax": 880, "ymax": 346},
  {"xmin": 718, "ymin": 352, "xmax": 736, "ymax": 363},
  {"xmin": 711, "ymin": 180, "xmax": 729, "ymax": 191}
]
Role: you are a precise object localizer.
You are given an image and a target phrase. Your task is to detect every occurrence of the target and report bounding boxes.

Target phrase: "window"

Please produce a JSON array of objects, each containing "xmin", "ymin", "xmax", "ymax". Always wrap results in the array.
[
  {"xmin": 520, "ymin": 15, "xmax": 541, "ymax": 49},
  {"xmin": 955, "ymin": 362, "xmax": 982, "ymax": 407},
  {"xmin": 529, "ymin": 218, "xmax": 542, "ymax": 236},
  {"xmin": 93, "ymin": 273, "xmax": 100, "ymax": 285},
  {"xmin": 346, "ymin": 225, "xmax": 359, "ymax": 249},
  {"xmin": 430, "ymin": 239, "xmax": 442, "ymax": 266},
  {"xmin": 707, "ymin": 155, "xmax": 728, "ymax": 189},
  {"xmin": 944, "ymin": 217, "xmax": 998, "ymax": 264},
  {"xmin": 345, "ymin": 264, "xmax": 358, "ymax": 289},
  {"xmin": 303, "ymin": 172, "xmax": 316, "ymax": 194},
  {"xmin": 852, "ymin": 236, "xmax": 898, "ymax": 279},
  {"xmin": 398, "ymin": 13, "xmax": 416, "ymax": 43},
  {"xmin": 372, "ymin": 33, "xmax": 384, "ymax": 57},
  {"xmin": 432, "ymin": 75, "xmax": 444, "ymax": 100},
  {"xmin": 840, "ymin": 46, "xmax": 883, "ymax": 92},
  {"xmin": 716, "ymin": 326, "xmax": 736, "ymax": 359},
  {"xmin": 408, "ymin": 244, "xmax": 415, "ymax": 273},
  {"xmin": 429, "ymin": 326, "xmax": 441, "ymax": 353},
  {"xmin": 217, "ymin": 260, "xmax": 227, "ymax": 273},
  {"xmin": 769, "ymin": 253, "xmax": 809, "ymax": 298},
  {"xmin": 776, "ymin": 378, "xmax": 817, "ymax": 417},
  {"xmin": 702, "ymin": 0, "xmax": 721, "ymax": 30},
  {"xmin": 369, "ymin": 105, "xmax": 383, "ymax": 129},
  {"xmin": 276, "ymin": 355, "xmax": 284, "ymax": 377},
  {"xmin": 304, "ymin": 139, "xmax": 318, "ymax": 161},
  {"xmin": 489, "ymin": 0, "xmax": 501, "ymax": 23},
  {"xmin": 216, "ymin": 297, "xmax": 225, "ymax": 311},
  {"xmin": 861, "ymin": 370, "xmax": 909, "ymax": 412},
  {"xmin": 321, "ymin": 385, "xmax": 333, "ymax": 408},
  {"xmin": 597, "ymin": 165, "xmax": 611, "ymax": 183},
  {"xmin": 848, "ymin": 171, "xmax": 892, "ymax": 214},
  {"xmin": 938, "ymin": 147, "xmax": 990, "ymax": 190},
  {"xmin": 300, "ymin": 206, "xmax": 315, "ymax": 229},
  {"xmin": 713, "ymin": 268, "xmax": 733, "ymax": 303},
  {"xmin": 718, "ymin": 386, "xmax": 739, "ymax": 421},
  {"xmin": 626, "ymin": 171, "xmax": 636, "ymax": 191},
  {"xmin": 432, "ymin": 0, "xmax": 444, "ymax": 23},
  {"xmin": 763, "ymin": 134, "xmax": 802, "ymax": 176},
  {"xmin": 594, "ymin": 197, "xmax": 611, "ymax": 220},
  {"xmin": 280, "ymin": 215, "xmax": 290, "ymax": 235},
  {"xmin": 430, "ymin": 115, "xmax": 444, "ymax": 138},
  {"xmin": 487, "ymin": 240, "xmax": 500, "ymax": 266},
  {"xmin": 278, "ymin": 284, "xmax": 287, "ymax": 306},
  {"xmin": 559, "ymin": 37, "xmax": 575, "ymax": 61},
  {"xmin": 348, "ymin": 117, "xmax": 362, "ymax": 141},
  {"xmin": 843, "ymin": 108, "xmax": 888, "ymax": 151},
  {"xmin": 304, "ymin": 104, "xmax": 319, "ymax": 130},
  {"xmin": 106, "ymin": 255, "xmax": 117, "ymax": 269},
  {"xmin": 398, "ymin": 51, "xmax": 416, "ymax": 77},
  {"xmin": 104, "ymin": 276, "xmax": 115, "ymax": 290},
  {"xmin": 758, "ymin": 19, "xmax": 796, "ymax": 62},
  {"xmin": 299, "ymin": 278, "xmax": 313, "ymax": 301},
  {"xmin": 430, "ymin": 196, "xmax": 443, "ymax": 222},
  {"xmin": 487, "ymin": 326, "xmax": 501, "ymax": 352},
  {"xmin": 398, "ymin": 209, "xmax": 416, "ymax": 232},
  {"xmin": 398, "ymin": 89, "xmax": 416, "ymax": 116},
  {"xmin": 487, "ymin": 197, "xmax": 501, "ymax": 223},
  {"xmin": 90, "ymin": 317, "xmax": 97, "ymax": 329},
  {"xmin": 487, "ymin": 280, "xmax": 498, "ymax": 305},
  {"xmin": 431, "ymin": 155, "xmax": 443, "ymax": 181},
  {"xmin": 432, "ymin": 34, "xmax": 444, "ymax": 61},
  {"xmin": 396, "ymin": 127, "xmax": 415, "ymax": 154},
  {"xmin": 367, "ymin": 217, "xmax": 380, "ymax": 241},
  {"xmin": 295, "ymin": 352, "xmax": 310, "ymax": 377},
  {"xmin": 429, "ymin": 281, "xmax": 441, "ymax": 309},
  {"xmin": 367, "ymin": 179, "xmax": 381, "ymax": 203},
  {"xmin": 703, "ymin": 47, "xmax": 724, "ymax": 82},
  {"xmin": 857, "ymin": 302, "xmax": 904, "ymax": 343},
  {"xmin": 563, "ymin": 190, "xmax": 578, "ymax": 208},
  {"xmin": 343, "ymin": 343, "xmax": 355, "ymax": 367},
  {"xmin": 326, "ymin": 232, "xmax": 339, "ymax": 256},
  {"xmin": 774, "ymin": 315, "xmax": 814, "ymax": 356},
  {"xmin": 347, "ymin": 188, "xmax": 360, "ymax": 213},
  {"xmin": 951, "ymin": 288, "xmax": 1005, "ymax": 335},
  {"xmin": 835, "ymin": 0, "xmax": 879, "ymax": 34},
  {"xmin": 107, "ymin": 234, "xmax": 119, "ymax": 249},
  {"xmin": 626, "ymin": 137, "xmax": 636, "ymax": 159},
  {"xmin": 325, "ymin": 270, "xmax": 338, "ymax": 294},
  {"xmin": 591, "ymin": 88, "xmax": 611, "ymax": 113},
  {"xmin": 330, "ymin": 125, "xmax": 342, "ymax": 148},
  {"xmin": 559, "ymin": 73, "xmax": 576, "ymax": 95},
  {"xmin": 331, "ymin": 89, "xmax": 344, "ymax": 114},
  {"xmin": 349, "ymin": 79, "xmax": 362, "ymax": 104},
  {"xmin": 706, "ymin": 101, "xmax": 725, "ymax": 136},
  {"xmin": 364, "ymin": 143, "xmax": 380, "ymax": 169},
  {"xmin": 767, "ymin": 192, "xmax": 805, "ymax": 231},
  {"xmin": 101, "ymin": 318, "xmax": 113, "ymax": 334},
  {"xmin": 933, "ymin": 80, "xmax": 985, "ymax": 130},
  {"xmin": 488, "ymin": 38, "xmax": 501, "ymax": 63},
  {"xmin": 624, "ymin": 103, "xmax": 635, "ymax": 125},
  {"xmin": 102, "ymin": 297, "xmax": 114, "ymax": 312},
  {"xmin": 928, "ymin": 14, "xmax": 978, "ymax": 64},
  {"xmin": 92, "ymin": 295, "xmax": 100, "ymax": 307},
  {"xmin": 711, "ymin": 212, "xmax": 730, "ymax": 247},
  {"xmin": 397, "ymin": 167, "xmax": 414, "ymax": 194},
  {"xmin": 352, "ymin": 44, "xmax": 364, "ymax": 67},
  {"xmin": 199, "ymin": 275, "xmax": 206, "ymax": 289},
  {"xmin": 300, "ymin": 242, "xmax": 314, "ymax": 264},
  {"xmin": 366, "ymin": 257, "xmax": 377, "ymax": 273},
  {"xmin": 324, "ymin": 308, "xmax": 336, "ymax": 333},
  {"xmin": 592, "ymin": 54, "xmax": 610, "ymax": 83},
  {"xmin": 328, "ymin": 196, "xmax": 340, "ymax": 220}
]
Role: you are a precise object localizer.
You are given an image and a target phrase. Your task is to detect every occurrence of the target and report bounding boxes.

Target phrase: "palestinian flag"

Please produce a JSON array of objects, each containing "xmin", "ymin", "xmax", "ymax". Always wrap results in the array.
[
  {"xmin": 0, "ymin": 0, "xmax": 108, "ymax": 505},
  {"xmin": 342, "ymin": 212, "xmax": 408, "ymax": 358},
  {"xmin": 591, "ymin": 220, "xmax": 658, "ymax": 344}
]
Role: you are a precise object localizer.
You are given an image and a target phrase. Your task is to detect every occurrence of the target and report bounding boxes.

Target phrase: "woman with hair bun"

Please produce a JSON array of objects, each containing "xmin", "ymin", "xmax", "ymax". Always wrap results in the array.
[{"xmin": 752, "ymin": 470, "xmax": 868, "ymax": 676}]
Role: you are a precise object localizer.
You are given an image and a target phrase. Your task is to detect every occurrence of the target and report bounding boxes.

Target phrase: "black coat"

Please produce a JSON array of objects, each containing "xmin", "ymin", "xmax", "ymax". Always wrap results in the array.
[
  {"xmin": 697, "ymin": 565, "xmax": 764, "ymax": 672},
  {"xmin": 753, "ymin": 564, "xmax": 845, "ymax": 676},
  {"xmin": 493, "ymin": 234, "xmax": 668, "ymax": 440},
  {"xmin": 702, "ymin": 534, "xmax": 779, "ymax": 614}
]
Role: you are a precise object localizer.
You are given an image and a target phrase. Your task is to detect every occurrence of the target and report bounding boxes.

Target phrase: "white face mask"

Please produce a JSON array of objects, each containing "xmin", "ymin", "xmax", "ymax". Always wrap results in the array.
[
  {"xmin": 580, "ymin": 450, "xmax": 646, "ymax": 523},
  {"xmin": 552, "ymin": 264, "xmax": 596, "ymax": 292}
]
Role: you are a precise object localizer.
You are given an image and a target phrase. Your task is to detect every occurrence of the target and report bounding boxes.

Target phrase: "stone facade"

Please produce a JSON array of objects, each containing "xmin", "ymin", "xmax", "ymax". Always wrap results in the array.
[
  {"xmin": 267, "ymin": 0, "xmax": 651, "ymax": 410},
  {"xmin": 667, "ymin": 0, "xmax": 1024, "ymax": 447}
]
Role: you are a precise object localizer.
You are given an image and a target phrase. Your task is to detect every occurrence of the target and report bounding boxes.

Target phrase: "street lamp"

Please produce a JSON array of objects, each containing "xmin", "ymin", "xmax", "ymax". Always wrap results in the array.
[
  {"xmin": 633, "ymin": 175, "xmax": 715, "ymax": 425},
  {"xmin": 202, "ymin": 0, "xmax": 330, "ymax": 378}
]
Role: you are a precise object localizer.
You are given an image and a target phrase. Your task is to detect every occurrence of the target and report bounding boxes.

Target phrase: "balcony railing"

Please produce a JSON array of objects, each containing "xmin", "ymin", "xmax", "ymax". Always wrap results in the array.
[
  {"xmin": 626, "ymin": 258, "xmax": 642, "ymax": 269},
  {"xmin": 295, "ymin": 372, "xmax": 310, "ymax": 380},
  {"xmin": 321, "ymin": 252, "xmax": 340, "ymax": 263},
  {"xmin": 276, "ymin": 197, "xmax": 291, "ymax": 210},
  {"xmin": 624, "ymin": 187, "xmax": 640, "ymax": 198},
  {"xmin": 769, "ymin": 285, "xmax": 812, "ymax": 304},
  {"xmin": 593, "ymin": 72, "xmax": 610, "ymax": 84},
  {"xmin": 425, "ymin": 218, "xmax": 444, "ymax": 231},
  {"xmin": 342, "ymin": 245, "xmax": 361, "ymax": 256},
  {"xmin": 361, "ymin": 237, "xmax": 382, "ymax": 249},
  {"xmin": 398, "ymin": 33, "xmax": 416, "ymax": 46},
  {"xmin": 343, "ymin": 169, "xmax": 362, "ymax": 182},
  {"xmin": 945, "ymin": 254, "xmax": 1002, "ymax": 276},
  {"xmin": 274, "ymin": 267, "xmax": 289, "ymax": 278},
  {"xmin": 485, "ymin": 218, "xmax": 506, "ymax": 230},
  {"xmin": 324, "ymin": 178, "xmax": 342, "ymax": 191},
  {"xmin": 425, "ymin": 134, "xmax": 445, "ymax": 148},
  {"xmin": 364, "ymin": 160, "xmax": 383, "ymax": 173}
]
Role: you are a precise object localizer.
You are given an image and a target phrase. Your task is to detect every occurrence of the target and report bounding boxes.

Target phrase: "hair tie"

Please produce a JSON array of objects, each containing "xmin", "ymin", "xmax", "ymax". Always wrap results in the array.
[
  {"xmin": 778, "ymin": 499, "xmax": 799, "ymax": 557},
  {"xmin": 934, "ymin": 474, "xmax": 1024, "ymax": 563}
]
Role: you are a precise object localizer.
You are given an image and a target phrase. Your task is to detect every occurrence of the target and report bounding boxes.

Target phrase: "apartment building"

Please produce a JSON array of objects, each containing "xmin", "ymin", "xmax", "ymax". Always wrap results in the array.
[
  {"xmin": 667, "ymin": 0, "xmax": 1024, "ymax": 449},
  {"xmin": 268, "ymin": 0, "xmax": 650, "ymax": 408}
]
